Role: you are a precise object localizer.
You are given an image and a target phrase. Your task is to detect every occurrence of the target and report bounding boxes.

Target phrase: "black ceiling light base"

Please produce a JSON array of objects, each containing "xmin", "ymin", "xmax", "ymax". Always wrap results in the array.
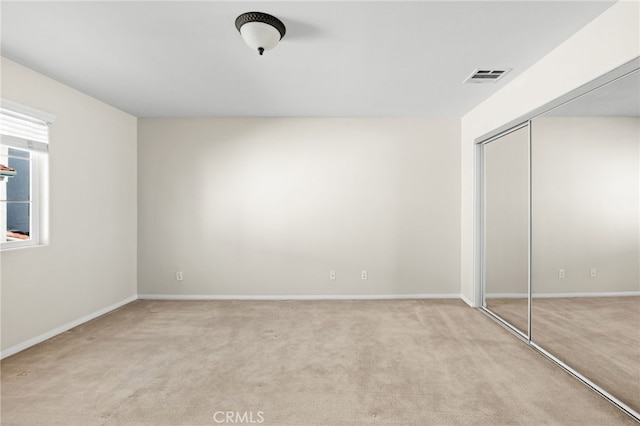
[
  {"xmin": 235, "ymin": 12, "xmax": 286, "ymax": 39},
  {"xmin": 235, "ymin": 12, "xmax": 286, "ymax": 55}
]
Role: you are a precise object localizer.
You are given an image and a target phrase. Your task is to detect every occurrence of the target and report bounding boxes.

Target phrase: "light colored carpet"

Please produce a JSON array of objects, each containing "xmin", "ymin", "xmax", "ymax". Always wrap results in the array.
[
  {"xmin": 1, "ymin": 299, "xmax": 635, "ymax": 425},
  {"xmin": 487, "ymin": 296, "xmax": 640, "ymax": 415}
]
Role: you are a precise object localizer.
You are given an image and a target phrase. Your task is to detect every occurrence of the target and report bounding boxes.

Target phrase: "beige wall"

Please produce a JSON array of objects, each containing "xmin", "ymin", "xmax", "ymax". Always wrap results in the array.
[
  {"xmin": 532, "ymin": 116, "xmax": 639, "ymax": 294},
  {"xmin": 0, "ymin": 57, "xmax": 137, "ymax": 353},
  {"xmin": 461, "ymin": 1, "xmax": 640, "ymax": 305},
  {"xmin": 138, "ymin": 118, "xmax": 460, "ymax": 297}
]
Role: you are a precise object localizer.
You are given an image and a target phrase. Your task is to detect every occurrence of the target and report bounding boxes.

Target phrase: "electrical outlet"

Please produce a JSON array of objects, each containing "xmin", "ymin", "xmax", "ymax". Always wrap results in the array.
[
  {"xmin": 176, "ymin": 271, "xmax": 183, "ymax": 281},
  {"xmin": 329, "ymin": 271, "xmax": 336, "ymax": 281},
  {"xmin": 361, "ymin": 270, "xmax": 368, "ymax": 280},
  {"xmin": 590, "ymin": 268, "xmax": 597, "ymax": 278},
  {"xmin": 558, "ymin": 268, "xmax": 565, "ymax": 279}
]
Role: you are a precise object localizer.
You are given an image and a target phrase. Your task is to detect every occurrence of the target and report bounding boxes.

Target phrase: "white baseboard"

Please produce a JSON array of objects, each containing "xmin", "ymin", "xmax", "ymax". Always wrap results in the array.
[
  {"xmin": 485, "ymin": 293, "xmax": 528, "ymax": 299},
  {"xmin": 486, "ymin": 291, "xmax": 640, "ymax": 299},
  {"xmin": 460, "ymin": 293, "xmax": 475, "ymax": 307},
  {"xmin": 137, "ymin": 293, "xmax": 462, "ymax": 301},
  {"xmin": 533, "ymin": 291, "xmax": 640, "ymax": 298},
  {"xmin": 1, "ymin": 295, "xmax": 137, "ymax": 360}
]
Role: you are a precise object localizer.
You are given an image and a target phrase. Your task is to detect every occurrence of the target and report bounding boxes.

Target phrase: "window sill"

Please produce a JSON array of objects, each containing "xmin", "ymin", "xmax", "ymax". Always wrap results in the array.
[{"xmin": 1, "ymin": 240, "xmax": 44, "ymax": 251}]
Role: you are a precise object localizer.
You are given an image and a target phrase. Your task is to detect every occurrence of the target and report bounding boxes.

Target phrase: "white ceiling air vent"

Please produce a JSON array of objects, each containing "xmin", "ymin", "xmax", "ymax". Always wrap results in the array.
[{"xmin": 463, "ymin": 68, "xmax": 512, "ymax": 84}]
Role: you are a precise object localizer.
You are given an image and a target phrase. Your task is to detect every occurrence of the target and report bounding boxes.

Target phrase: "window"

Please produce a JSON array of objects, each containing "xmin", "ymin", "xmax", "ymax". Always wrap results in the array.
[{"xmin": 0, "ymin": 100, "xmax": 55, "ymax": 249}]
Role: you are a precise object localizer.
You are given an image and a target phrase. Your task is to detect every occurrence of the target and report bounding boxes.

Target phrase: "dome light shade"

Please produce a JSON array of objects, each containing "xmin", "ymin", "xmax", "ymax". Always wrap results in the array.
[{"xmin": 235, "ymin": 12, "xmax": 286, "ymax": 55}]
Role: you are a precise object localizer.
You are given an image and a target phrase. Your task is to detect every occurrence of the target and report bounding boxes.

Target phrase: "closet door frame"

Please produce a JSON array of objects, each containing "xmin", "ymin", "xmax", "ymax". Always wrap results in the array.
[{"xmin": 478, "ymin": 121, "xmax": 532, "ymax": 342}]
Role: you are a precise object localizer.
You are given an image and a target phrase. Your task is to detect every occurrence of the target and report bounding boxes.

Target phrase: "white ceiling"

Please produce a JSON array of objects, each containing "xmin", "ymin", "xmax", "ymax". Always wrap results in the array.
[{"xmin": 1, "ymin": 1, "xmax": 616, "ymax": 118}]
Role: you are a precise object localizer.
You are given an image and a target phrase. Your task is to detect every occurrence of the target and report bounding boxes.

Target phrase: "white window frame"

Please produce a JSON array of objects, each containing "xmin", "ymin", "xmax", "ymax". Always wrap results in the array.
[{"xmin": 0, "ymin": 99, "xmax": 55, "ymax": 250}]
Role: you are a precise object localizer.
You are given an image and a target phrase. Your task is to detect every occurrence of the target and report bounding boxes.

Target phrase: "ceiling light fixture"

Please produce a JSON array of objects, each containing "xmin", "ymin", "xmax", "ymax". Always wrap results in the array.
[{"xmin": 235, "ymin": 12, "xmax": 286, "ymax": 56}]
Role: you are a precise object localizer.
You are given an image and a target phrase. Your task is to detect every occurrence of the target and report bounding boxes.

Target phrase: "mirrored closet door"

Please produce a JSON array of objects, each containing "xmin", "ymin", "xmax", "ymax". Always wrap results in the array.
[
  {"xmin": 530, "ymin": 69, "xmax": 640, "ymax": 416},
  {"xmin": 482, "ymin": 124, "xmax": 530, "ymax": 338},
  {"xmin": 480, "ymin": 63, "xmax": 639, "ymax": 420}
]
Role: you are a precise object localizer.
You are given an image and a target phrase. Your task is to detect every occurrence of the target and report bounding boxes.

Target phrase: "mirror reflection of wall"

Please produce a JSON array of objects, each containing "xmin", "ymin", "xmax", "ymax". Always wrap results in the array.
[
  {"xmin": 483, "ymin": 124, "xmax": 530, "ymax": 336},
  {"xmin": 531, "ymin": 69, "xmax": 640, "ymax": 413}
]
